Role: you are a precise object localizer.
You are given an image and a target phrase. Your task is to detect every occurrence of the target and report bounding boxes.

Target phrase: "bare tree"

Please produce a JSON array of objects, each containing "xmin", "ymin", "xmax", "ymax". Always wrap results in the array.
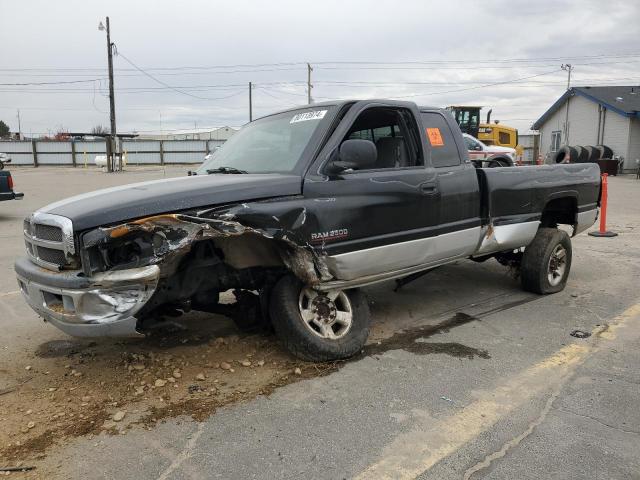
[
  {"xmin": 0, "ymin": 120, "xmax": 10, "ymax": 138},
  {"xmin": 91, "ymin": 125, "xmax": 109, "ymax": 135},
  {"xmin": 53, "ymin": 128, "xmax": 70, "ymax": 141}
]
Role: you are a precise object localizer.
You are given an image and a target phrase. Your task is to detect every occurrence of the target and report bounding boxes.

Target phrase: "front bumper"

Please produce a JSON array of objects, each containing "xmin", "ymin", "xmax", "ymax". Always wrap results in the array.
[{"xmin": 15, "ymin": 256, "xmax": 159, "ymax": 337}]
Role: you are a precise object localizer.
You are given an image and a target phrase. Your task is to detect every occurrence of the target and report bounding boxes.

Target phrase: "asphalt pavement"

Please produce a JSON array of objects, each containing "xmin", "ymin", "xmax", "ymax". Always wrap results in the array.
[{"xmin": 0, "ymin": 166, "xmax": 638, "ymax": 479}]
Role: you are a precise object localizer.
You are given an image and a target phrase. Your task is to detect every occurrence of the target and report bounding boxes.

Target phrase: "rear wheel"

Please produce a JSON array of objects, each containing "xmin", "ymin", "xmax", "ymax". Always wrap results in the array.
[
  {"xmin": 521, "ymin": 228, "xmax": 572, "ymax": 294},
  {"xmin": 269, "ymin": 275, "xmax": 371, "ymax": 361}
]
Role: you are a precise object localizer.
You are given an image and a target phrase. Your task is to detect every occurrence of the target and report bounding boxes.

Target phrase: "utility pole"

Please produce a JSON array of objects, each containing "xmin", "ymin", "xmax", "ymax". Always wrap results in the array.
[
  {"xmin": 307, "ymin": 63, "xmax": 313, "ymax": 105},
  {"xmin": 99, "ymin": 17, "xmax": 117, "ymax": 172},
  {"xmin": 16, "ymin": 109, "xmax": 21, "ymax": 140},
  {"xmin": 561, "ymin": 63, "xmax": 573, "ymax": 145},
  {"xmin": 249, "ymin": 82, "xmax": 253, "ymax": 122}
]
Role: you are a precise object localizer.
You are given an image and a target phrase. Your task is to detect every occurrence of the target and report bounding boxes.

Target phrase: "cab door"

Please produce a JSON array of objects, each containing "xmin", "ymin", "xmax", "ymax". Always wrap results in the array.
[
  {"xmin": 419, "ymin": 110, "xmax": 482, "ymax": 257},
  {"xmin": 302, "ymin": 102, "xmax": 442, "ymax": 281}
]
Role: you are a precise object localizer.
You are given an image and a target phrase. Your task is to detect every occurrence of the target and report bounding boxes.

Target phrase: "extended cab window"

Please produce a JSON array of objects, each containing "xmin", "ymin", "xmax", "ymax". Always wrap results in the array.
[
  {"xmin": 421, "ymin": 112, "xmax": 461, "ymax": 168},
  {"xmin": 344, "ymin": 107, "xmax": 422, "ymax": 169}
]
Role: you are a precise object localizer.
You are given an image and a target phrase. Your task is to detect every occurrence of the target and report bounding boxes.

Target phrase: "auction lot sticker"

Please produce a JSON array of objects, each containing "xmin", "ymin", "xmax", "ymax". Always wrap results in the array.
[
  {"xmin": 290, "ymin": 110, "xmax": 327, "ymax": 123},
  {"xmin": 426, "ymin": 127, "xmax": 444, "ymax": 146}
]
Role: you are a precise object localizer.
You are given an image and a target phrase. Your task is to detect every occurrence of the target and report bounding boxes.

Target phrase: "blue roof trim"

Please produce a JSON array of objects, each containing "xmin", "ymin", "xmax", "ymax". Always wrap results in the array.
[
  {"xmin": 533, "ymin": 87, "xmax": 636, "ymax": 130},
  {"xmin": 532, "ymin": 90, "xmax": 572, "ymax": 130}
]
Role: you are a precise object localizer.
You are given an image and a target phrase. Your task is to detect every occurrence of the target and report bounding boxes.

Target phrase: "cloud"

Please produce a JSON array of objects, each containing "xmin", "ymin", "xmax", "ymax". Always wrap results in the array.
[{"xmin": 1, "ymin": 0, "xmax": 638, "ymax": 135}]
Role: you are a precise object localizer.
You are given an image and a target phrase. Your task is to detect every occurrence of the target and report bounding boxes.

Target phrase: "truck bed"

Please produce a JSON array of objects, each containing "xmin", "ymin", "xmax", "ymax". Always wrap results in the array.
[
  {"xmin": 478, "ymin": 163, "xmax": 601, "ymax": 227},
  {"xmin": 473, "ymin": 162, "xmax": 601, "ymax": 256}
]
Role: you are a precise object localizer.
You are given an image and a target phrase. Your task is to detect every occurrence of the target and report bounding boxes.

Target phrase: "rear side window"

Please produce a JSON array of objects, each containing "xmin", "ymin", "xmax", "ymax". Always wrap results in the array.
[{"xmin": 421, "ymin": 112, "xmax": 461, "ymax": 167}]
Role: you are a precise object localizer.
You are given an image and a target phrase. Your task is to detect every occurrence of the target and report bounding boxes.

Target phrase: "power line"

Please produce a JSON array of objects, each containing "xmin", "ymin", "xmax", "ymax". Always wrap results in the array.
[
  {"xmin": 315, "ymin": 69, "xmax": 564, "ymax": 101},
  {"xmin": 115, "ymin": 51, "xmax": 247, "ymax": 101},
  {"xmin": 2, "ymin": 52, "xmax": 639, "ymax": 72},
  {"xmin": 0, "ymin": 78, "xmax": 104, "ymax": 86},
  {"xmin": 6, "ymin": 79, "xmax": 640, "ymax": 95},
  {"xmin": 391, "ymin": 68, "xmax": 565, "ymax": 98}
]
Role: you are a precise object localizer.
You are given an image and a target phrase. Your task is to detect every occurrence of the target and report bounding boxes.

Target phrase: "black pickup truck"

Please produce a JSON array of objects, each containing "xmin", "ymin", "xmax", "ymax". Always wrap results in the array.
[
  {"xmin": 15, "ymin": 100, "xmax": 600, "ymax": 361},
  {"xmin": 0, "ymin": 167, "xmax": 24, "ymax": 202}
]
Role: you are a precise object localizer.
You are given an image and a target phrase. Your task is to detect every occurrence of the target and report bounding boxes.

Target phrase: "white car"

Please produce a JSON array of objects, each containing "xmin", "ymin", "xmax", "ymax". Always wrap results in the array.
[
  {"xmin": 462, "ymin": 133, "xmax": 516, "ymax": 167},
  {"xmin": 0, "ymin": 152, "xmax": 11, "ymax": 169}
]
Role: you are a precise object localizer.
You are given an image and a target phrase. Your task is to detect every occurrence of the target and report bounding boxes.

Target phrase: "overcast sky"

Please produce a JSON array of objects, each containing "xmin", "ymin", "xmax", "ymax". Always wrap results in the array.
[{"xmin": 1, "ymin": 0, "xmax": 639, "ymax": 136}]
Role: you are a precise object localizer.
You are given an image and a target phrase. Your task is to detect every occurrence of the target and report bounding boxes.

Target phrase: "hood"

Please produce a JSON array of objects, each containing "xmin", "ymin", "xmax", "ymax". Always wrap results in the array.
[
  {"xmin": 486, "ymin": 145, "xmax": 516, "ymax": 155},
  {"xmin": 41, "ymin": 173, "xmax": 302, "ymax": 231}
]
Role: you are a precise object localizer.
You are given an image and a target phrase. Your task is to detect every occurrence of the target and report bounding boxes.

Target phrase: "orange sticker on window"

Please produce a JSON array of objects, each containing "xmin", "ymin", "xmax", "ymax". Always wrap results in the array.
[{"xmin": 426, "ymin": 128, "xmax": 444, "ymax": 147}]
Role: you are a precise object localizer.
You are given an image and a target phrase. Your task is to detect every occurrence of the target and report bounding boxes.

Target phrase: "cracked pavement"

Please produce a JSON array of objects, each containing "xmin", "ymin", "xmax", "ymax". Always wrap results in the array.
[{"xmin": 1, "ymin": 167, "xmax": 639, "ymax": 479}]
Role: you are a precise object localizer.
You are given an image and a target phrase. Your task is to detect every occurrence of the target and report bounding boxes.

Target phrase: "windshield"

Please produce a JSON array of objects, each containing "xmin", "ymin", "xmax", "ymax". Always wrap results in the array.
[{"xmin": 196, "ymin": 107, "xmax": 330, "ymax": 174}]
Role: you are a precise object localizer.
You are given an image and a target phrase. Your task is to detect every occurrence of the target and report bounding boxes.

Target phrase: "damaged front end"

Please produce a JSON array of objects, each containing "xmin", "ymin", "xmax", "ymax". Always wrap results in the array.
[
  {"xmin": 15, "ymin": 259, "xmax": 159, "ymax": 337},
  {"xmin": 61, "ymin": 211, "xmax": 331, "ymax": 334}
]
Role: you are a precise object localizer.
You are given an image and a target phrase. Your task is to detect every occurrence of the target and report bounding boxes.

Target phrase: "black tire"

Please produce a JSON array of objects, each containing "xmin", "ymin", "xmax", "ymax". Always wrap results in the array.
[
  {"xmin": 585, "ymin": 146, "xmax": 600, "ymax": 162},
  {"xmin": 521, "ymin": 228, "xmax": 572, "ymax": 294},
  {"xmin": 269, "ymin": 275, "xmax": 371, "ymax": 362},
  {"xmin": 575, "ymin": 146, "xmax": 589, "ymax": 163},
  {"xmin": 554, "ymin": 146, "xmax": 574, "ymax": 163},
  {"xmin": 597, "ymin": 145, "xmax": 613, "ymax": 159},
  {"xmin": 568, "ymin": 146, "xmax": 579, "ymax": 162}
]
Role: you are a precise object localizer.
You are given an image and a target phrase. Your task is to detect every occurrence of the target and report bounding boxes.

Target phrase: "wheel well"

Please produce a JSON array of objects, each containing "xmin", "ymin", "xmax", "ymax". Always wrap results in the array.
[
  {"xmin": 540, "ymin": 197, "xmax": 577, "ymax": 228},
  {"xmin": 489, "ymin": 156, "xmax": 512, "ymax": 166}
]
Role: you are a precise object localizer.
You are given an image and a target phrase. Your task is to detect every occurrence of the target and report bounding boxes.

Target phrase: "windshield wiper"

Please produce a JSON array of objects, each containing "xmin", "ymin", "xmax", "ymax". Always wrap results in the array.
[{"xmin": 206, "ymin": 166, "xmax": 248, "ymax": 174}]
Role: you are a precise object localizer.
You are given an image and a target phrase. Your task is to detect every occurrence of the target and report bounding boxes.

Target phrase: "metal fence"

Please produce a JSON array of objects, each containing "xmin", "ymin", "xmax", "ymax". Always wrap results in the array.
[{"xmin": 0, "ymin": 139, "xmax": 225, "ymax": 166}]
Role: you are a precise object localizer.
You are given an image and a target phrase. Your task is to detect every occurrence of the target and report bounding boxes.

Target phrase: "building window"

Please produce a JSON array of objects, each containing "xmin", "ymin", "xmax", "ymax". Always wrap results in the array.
[{"xmin": 551, "ymin": 131, "xmax": 561, "ymax": 152}]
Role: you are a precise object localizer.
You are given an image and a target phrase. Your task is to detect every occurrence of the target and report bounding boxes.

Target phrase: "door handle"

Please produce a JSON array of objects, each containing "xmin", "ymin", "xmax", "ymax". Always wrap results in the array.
[{"xmin": 420, "ymin": 183, "xmax": 438, "ymax": 195}]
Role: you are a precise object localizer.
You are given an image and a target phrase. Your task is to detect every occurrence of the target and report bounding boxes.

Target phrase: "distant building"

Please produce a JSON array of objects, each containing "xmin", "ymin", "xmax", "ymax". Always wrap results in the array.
[
  {"xmin": 137, "ymin": 126, "xmax": 238, "ymax": 141},
  {"xmin": 518, "ymin": 131, "xmax": 540, "ymax": 164},
  {"xmin": 532, "ymin": 86, "xmax": 640, "ymax": 172}
]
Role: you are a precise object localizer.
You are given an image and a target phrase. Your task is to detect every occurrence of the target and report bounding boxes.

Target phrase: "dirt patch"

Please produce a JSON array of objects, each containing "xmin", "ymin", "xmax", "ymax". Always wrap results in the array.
[
  {"xmin": 0, "ymin": 306, "xmax": 493, "ymax": 471},
  {"xmin": 0, "ymin": 321, "xmax": 304, "ymax": 464},
  {"xmin": 35, "ymin": 340, "xmax": 96, "ymax": 359}
]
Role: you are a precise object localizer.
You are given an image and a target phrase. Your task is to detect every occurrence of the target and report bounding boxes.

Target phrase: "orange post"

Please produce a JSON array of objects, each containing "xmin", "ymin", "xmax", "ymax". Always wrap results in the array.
[{"xmin": 589, "ymin": 173, "xmax": 617, "ymax": 237}]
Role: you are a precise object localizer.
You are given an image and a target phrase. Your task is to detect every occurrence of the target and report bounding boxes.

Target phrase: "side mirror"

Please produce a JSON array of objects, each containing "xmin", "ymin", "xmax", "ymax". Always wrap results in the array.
[{"xmin": 326, "ymin": 139, "xmax": 377, "ymax": 174}]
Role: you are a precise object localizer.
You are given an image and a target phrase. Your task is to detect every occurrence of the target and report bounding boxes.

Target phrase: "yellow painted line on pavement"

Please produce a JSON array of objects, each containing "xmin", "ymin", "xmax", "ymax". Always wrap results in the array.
[{"xmin": 354, "ymin": 302, "xmax": 640, "ymax": 480}]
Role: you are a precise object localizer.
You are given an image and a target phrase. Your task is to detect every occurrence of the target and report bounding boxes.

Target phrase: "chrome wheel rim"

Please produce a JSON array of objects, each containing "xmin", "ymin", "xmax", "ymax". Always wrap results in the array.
[
  {"xmin": 298, "ymin": 288, "xmax": 353, "ymax": 340},
  {"xmin": 547, "ymin": 244, "xmax": 567, "ymax": 286}
]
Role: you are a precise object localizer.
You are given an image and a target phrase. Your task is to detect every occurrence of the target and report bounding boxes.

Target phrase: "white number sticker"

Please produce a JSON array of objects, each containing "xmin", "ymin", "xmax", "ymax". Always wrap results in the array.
[{"xmin": 290, "ymin": 110, "xmax": 327, "ymax": 124}]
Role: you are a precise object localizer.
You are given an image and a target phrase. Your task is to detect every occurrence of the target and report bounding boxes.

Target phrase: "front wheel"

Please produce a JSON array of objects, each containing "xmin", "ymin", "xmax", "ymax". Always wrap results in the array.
[
  {"xmin": 520, "ymin": 228, "xmax": 572, "ymax": 294},
  {"xmin": 269, "ymin": 275, "xmax": 371, "ymax": 362}
]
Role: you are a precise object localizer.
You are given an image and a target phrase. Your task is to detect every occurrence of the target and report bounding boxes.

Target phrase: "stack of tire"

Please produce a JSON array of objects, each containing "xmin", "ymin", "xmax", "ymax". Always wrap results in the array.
[{"xmin": 553, "ymin": 145, "xmax": 613, "ymax": 164}]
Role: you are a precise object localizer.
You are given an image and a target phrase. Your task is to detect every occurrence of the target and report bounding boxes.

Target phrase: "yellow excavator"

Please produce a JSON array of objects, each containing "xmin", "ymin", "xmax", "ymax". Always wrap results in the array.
[{"xmin": 447, "ymin": 106, "xmax": 524, "ymax": 160}]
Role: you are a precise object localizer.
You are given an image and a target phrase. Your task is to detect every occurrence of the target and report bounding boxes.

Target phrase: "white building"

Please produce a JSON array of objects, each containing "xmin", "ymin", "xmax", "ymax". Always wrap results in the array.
[
  {"xmin": 532, "ymin": 86, "xmax": 640, "ymax": 172},
  {"xmin": 518, "ymin": 131, "xmax": 540, "ymax": 164},
  {"xmin": 138, "ymin": 126, "xmax": 238, "ymax": 141}
]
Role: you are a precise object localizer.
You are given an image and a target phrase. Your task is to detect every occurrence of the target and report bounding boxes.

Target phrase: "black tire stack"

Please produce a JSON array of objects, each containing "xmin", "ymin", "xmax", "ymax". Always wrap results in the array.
[{"xmin": 554, "ymin": 144, "xmax": 613, "ymax": 163}]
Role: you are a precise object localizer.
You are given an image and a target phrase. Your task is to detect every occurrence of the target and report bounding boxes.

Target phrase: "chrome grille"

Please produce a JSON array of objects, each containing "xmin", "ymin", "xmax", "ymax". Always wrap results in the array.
[
  {"xmin": 35, "ymin": 224, "xmax": 63, "ymax": 242},
  {"xmin": 23, "ymin": 212, "xmax": 76, "ymax": 270},
  {"xmin": 23, "ymin": 219, "xmax": 32, "ymax": 236},
  {"xmin": 36, "ymin": 246, "xmax": 67, "ymax": 265}
]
